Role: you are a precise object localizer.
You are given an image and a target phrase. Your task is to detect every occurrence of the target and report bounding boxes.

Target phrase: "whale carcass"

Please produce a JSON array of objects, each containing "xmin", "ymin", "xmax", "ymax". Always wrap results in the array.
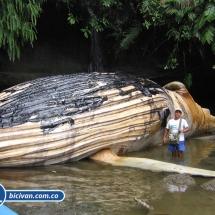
[{"xmin": 1, "ymin": 72, "xmax": 215, "ymax": 176}]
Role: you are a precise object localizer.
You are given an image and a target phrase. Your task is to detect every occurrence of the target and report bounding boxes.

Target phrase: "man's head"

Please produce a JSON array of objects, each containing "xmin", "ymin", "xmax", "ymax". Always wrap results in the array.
[
  {"xmin": 174, "ymin": 108, "xmax": 182, "ymax": 119},
  {"xmin": 175, "ymin": 108, "xmax": 182, "ymax": 113}
]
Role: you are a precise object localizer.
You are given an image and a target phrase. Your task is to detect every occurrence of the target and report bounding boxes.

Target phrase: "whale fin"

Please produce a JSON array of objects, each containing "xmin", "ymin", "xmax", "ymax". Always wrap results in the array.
[{"xmin": 90, "ymin": 149, "xmax": 215, "ymax": 177}]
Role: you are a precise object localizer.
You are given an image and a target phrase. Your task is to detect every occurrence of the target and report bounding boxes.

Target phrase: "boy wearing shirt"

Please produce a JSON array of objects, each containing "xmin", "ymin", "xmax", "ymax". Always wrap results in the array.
[{"xmin": 163, "ymin": 108, "xmax": 190, "ymax": 157}]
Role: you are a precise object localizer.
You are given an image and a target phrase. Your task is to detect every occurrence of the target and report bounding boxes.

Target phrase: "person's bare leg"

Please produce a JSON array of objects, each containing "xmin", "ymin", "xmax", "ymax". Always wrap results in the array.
[
  {"xmin": 178, "ymin": 151, "xmax": 183, "ymax": 157},
  {"xmin": 172, "ymin": 151, "xmax": 177, "ymax": 156}
]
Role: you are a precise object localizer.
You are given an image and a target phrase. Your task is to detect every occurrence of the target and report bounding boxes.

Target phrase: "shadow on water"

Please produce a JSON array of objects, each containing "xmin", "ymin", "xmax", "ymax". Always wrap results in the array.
[{"xmin": 2, "ymin": 139, "xmax": 215, "ymax": 215}]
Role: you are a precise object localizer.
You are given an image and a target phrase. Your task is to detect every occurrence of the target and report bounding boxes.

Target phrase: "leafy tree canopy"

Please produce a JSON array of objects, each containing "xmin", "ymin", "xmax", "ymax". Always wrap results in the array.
[
  {"xmin": 63, "ymin": 0, "xmax": 215, "ymax": 69},
  {"xmin": 0, "ymin": 0, "xmax": 44, "ymax": 61},
  {"xmin": 0, "ymin": 0, "xmax": 215, "ymax": 82}
]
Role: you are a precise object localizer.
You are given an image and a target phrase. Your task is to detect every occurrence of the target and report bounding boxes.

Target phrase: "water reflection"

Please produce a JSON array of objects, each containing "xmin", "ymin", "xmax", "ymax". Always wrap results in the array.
[
  {"xmin": 1, "ymin": 139, "xmax": 215, "ymax": 215},
  {"xmin": 167, "ymin": 184, "xmax": 188, "ymax": 193}
]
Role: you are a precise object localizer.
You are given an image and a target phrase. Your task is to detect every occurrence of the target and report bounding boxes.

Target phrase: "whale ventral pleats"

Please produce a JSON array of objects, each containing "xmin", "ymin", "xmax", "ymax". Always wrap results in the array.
[{"xmin": 0, "ymin": 73, "xmax": 165, "ymax": 133}]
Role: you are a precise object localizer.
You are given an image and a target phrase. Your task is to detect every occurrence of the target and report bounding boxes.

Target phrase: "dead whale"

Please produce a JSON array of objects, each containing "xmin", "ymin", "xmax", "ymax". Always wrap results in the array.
[{"xmin": 1, "ymin": 72, "xmax": 215, "ymax": 176}]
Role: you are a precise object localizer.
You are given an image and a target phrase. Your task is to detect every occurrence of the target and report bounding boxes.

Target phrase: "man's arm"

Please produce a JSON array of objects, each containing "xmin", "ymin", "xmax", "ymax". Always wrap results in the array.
[
  {"xmin": 179, "ymin": 119, "xmax": 190, "ymax": 133},
  {"xmin": 163, "ymin": 128, "xmax": 169, "ymax": 144},
  {"xmin": 182, "ymin": 126, "xmax": 190, "ymax": 133}
]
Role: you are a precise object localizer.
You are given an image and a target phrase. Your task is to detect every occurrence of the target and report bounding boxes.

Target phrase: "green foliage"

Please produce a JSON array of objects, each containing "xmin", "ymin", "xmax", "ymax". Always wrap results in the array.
[
  {"xmin": 120, "ymin": 23, "xmax": 142, "ymax": 50},
  {"xmin": 80, "ymin": 26, "xmax": 91, "ymax": 38},
  {"xmin": 65, "ymin": 0, "xmax": 139, "ymax": 50},
  {"xmin": 0, "ymin": 0, "xmax": 44, "ymax": 61},
  {"xmin": 141, "ymin": 0, "xmax": 166, "ymax": 27},
  {"xmin": 166, "ymin": 0, "xmax": 215, "ymax": 63},
  {"xmin": 184, "ymin": 73, "xmax": 192, "ymax": 88},
  {"xmin": 164, "ymin": 45, "xmax": 179, "ymax": 69},
  {"xmin": 101, "ymin": 0, "xmax": 116, "ymax": 7},
  {"xmin": 67, "ymin": 13, "xmax": 78, "ymax": 25},
  {"xmin": 193, "ymin": 1, "xmax": 215, "ymax": 48},
  {"xmin": 139, "ymin": 0, "xmax": 215, "ymax": 70},
  {"xmin": 3, "ymin": 0, "xmax": 214, "ymax": 70},
  {"xmin": 62, "ymin": 0, "xmax": 215, "ymax": 73},
  {"xmin": 89, "ymin": 16, "xmax": 109, "ymax": 32},
  {"xmin": 201, "ymin": 25, "xmax": 215, "ymax": 45}
]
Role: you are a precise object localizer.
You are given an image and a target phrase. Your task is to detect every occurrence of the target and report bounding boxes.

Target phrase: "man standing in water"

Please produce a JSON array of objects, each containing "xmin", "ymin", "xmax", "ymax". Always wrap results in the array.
[{"xmin": 163, "ymin": 108, "xmax": 190, "ymax": 157}]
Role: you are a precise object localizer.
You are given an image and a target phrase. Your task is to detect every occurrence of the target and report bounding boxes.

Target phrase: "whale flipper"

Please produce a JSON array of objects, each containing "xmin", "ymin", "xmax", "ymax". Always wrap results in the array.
[{"xmin": 90, "ymin": 149, "xmax": 215, "ymax": 177}]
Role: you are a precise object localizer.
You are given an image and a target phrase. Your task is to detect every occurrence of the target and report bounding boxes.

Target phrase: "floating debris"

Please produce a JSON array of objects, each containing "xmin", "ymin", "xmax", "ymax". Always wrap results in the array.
[{"xmin": 134, "ymin": 197, "xmax": 154, "ymax": 210}]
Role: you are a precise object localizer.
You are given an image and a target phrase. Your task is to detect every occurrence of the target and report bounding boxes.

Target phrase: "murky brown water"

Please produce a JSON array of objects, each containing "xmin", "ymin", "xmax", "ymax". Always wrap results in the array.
[{"xmin": 2, "ymin": 139, "xmax": 215, "ymax": 215}]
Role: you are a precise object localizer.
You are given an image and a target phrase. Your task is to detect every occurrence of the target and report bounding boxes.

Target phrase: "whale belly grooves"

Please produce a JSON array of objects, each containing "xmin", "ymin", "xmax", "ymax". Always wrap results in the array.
[
  {"xmin": 0, "ymin": 73, "xmax": 169, "ymax": 167},
  {"xmin": 1, "ymin": 73, "xmax": 215, "ymax": 170}
]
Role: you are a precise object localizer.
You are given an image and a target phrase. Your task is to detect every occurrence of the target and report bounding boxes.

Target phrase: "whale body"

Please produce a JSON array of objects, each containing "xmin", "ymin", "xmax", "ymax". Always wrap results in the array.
[{"xmin": 0, "ymin": 72, "xmax": 215, "ymax": 175}]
